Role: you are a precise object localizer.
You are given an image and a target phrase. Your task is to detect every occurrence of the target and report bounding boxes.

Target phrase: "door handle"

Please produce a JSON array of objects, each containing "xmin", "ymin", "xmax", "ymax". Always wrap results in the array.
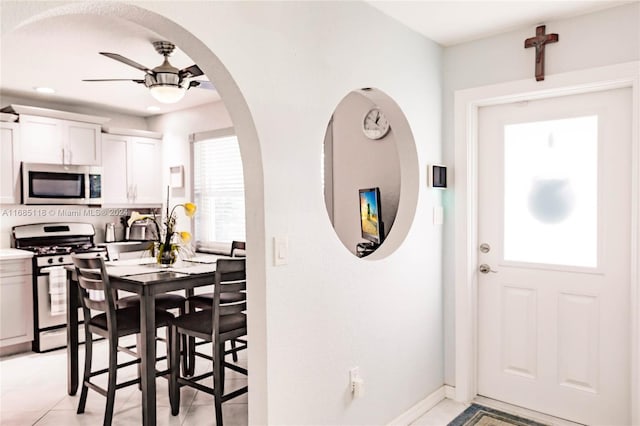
[{"xmin": 479, "ymin": 264, "xmax": 497, "ymax": 274}]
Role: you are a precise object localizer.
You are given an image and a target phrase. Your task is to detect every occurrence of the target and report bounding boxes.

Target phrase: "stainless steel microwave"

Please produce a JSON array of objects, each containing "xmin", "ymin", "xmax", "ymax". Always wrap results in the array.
[{"xmin": 21, "ymin": 162, "xmax": 102, "ymax": 205}]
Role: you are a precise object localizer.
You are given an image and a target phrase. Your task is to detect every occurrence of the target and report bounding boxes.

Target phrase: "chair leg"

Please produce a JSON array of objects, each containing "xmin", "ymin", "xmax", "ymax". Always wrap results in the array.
[
  {"xmin": 169, "ymin": 326, "xmax": 181, "ymax": 416},
  {"xmin": 104, "ymin": 336, "xmax": 119, "ymax": 426},
  {"xmin": 213, "ymin": 341, "xmax": 225, "ymax": 426},
  {"xmin": 187, "ymin": 336, "xmax": 196, "ymax": 376},
  {"xmin": 77, "ymin": 330, "xmax": 93, "ymax": 414},
  {"xmin": 136, "ymin": 334, "xmax": 142, "ymax": 391},
  {"xmin": 219, "ymin": 342, "xmax": 226, "ymax": 394},
  {"xmin": 179, "ymin": 305, "xmax": 189, "ymax": 376},
  {"xmin": 230, "ymin": 339, "xmax": 238, "ymax": 362}
]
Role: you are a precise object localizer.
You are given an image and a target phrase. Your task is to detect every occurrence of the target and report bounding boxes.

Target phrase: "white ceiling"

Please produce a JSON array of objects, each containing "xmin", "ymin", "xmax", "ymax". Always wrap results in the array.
[
  {"xmin": 0, "ymin": 1, "xmax": 631, "ymax": 118},
  {"xmin": 0, "ymin": 14, "xmax": 220, "ymax": 118},
  {"xmin": 367, "ymin": 1, "xmax": 633, "ymax": 46}
]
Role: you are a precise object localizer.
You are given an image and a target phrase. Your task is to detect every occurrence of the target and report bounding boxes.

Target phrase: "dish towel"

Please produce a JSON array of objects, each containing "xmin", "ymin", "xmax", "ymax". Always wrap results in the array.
[{"xmin": 48, "ymin": 266, "xmax": 67, "ymax": 316}]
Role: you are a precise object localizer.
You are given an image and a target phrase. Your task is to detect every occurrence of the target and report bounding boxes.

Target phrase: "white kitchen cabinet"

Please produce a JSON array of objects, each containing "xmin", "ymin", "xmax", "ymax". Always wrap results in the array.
[
  {"xmin": 101, "ymin": 133, "xmax": 163, "ymax": 206},
  {"xmin": 0, "ymin": 122, "xmax": 21, "ymax": 204},
  {"xmin": 0, "ymin": 257, "xmax": 33, "ymax": 347},
  {"xmin": 20, "ymin": 114, "xmax": 102, "ymax": 165}
]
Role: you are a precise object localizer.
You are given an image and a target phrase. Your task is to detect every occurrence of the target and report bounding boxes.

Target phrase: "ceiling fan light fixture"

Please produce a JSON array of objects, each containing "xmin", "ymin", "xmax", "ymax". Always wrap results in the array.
[
  {"xmin": 149, "ymin": 85, "xmax": 187, "ymax": 104},
  {"xmin": 145, "ymin": 71, "xmax": 188, "ymax": 104},
  {"xmin": 85, "ymin": 41, "xmax": 211, "ymax": 108}
]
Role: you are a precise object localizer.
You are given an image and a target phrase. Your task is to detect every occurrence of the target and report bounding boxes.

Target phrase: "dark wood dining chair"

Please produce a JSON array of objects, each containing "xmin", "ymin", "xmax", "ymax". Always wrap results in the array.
[
  {"xmin": 169, "ymin": 258, "xmax": 248, "ymax": 426},
  {"xmin": 186, "ymin": 240, "xmax": 246, "ymax": 372},
  {"xmin": 71, "ymin": 254, "xmax": 175, "ymax": 426}
]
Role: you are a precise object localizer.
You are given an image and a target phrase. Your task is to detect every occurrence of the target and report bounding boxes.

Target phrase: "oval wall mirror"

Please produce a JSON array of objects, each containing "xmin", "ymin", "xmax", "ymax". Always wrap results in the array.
[{"xmin": 323, "ymin": 88, "xmax": 402, "ymax": 258}]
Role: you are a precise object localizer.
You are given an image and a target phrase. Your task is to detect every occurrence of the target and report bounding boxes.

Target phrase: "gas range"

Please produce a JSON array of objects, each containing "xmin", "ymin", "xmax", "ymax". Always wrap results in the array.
[
  {"xmin": 11, "ymin": 222, "xmax": 107, "ymax": 352},
  {"xmin": 13, "ymin": 222, "xmax": 107, "ymax": 265},
  {"xmin": 21, "ymin": 244, "xmax": 107, "ymax": 268}
]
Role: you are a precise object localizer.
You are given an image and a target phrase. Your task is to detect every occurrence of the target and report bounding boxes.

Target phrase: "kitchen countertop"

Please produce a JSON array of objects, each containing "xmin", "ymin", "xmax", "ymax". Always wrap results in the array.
[{"xmin": 0, "ymin": 248, "xmax": 34, "ymax": 260}]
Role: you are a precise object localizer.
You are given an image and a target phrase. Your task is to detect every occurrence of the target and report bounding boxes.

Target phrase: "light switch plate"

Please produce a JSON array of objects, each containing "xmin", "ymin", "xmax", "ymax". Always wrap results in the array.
[
  {"xmin": 433, "ymin": 205, "xmax": 444, "ymax": 225},
  {"xmin": 274, "ymin": 236, "xmax": 288, "ymax": 266}
]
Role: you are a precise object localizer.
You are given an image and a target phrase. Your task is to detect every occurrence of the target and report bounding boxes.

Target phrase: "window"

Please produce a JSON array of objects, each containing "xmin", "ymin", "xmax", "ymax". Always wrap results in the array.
[
  {"xmin": 192, "ymin": 130, "xmax": 245, "ymax": 247},
  {"xmin": 503, "ymin": 116, "xmax": 598, "ymax": 268}
]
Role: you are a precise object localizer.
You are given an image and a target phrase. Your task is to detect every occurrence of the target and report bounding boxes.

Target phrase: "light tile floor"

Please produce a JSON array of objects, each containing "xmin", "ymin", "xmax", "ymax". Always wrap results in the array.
[
  {"xmin": 411, "ymin": 398, "xmax": 469, "ymax": 425},
  {"xmin": 0, "ymin": 333, "xmax": 464, "ymax": 426},
  {"xmin": 0, "ymin": 334, "xmax": 247, "ymax": 426},
  {"xmin": 3, "ymin": 339, "xmax": 571, "ymax": 426}
]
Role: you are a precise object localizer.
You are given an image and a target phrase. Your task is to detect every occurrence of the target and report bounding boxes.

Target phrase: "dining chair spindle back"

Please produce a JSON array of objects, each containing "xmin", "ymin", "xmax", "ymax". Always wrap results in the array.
[
  {"xmin": 169, "ymin": 258, "xmax": 248, "ymax": 426},
  {"xmin": 72, "ymin": 254, "xmax": 175, "ymax": 426}
]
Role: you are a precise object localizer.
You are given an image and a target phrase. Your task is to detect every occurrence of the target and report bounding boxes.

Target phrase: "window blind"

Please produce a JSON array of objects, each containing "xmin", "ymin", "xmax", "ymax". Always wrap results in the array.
[{"xmin": 192, "ymin": 134, "xmax": 245, "ymax": 245}]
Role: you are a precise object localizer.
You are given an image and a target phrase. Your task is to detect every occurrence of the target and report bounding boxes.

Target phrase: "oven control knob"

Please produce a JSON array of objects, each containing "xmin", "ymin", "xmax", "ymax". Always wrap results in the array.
[
  {"xmin": 58, "ymin": 257, "xmax": 64, "ymax": 263},
  {"xmin": 47, "ymin": 258, "xmax": 53, "ymax": 264}
]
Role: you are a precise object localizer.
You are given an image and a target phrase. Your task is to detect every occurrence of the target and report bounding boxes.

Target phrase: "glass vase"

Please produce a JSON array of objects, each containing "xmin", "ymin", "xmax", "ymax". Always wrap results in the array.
[{"xmin": 156, "ymin": 243, "xmax": 177, "ymax": 266}]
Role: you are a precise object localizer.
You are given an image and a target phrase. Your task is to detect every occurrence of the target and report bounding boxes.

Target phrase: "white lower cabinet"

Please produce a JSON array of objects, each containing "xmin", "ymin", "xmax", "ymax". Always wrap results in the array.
[
  {"xmin": 101, "ymin": 133, "xmax": 163, "ymax": 206},
  {"xmin": 0, "ymin": 258, "xmax": 33, "ymax": 347}
]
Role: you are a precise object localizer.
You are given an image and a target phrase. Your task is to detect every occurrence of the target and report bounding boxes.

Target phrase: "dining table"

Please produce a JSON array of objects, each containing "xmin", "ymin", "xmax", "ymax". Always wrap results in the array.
[{"xmin": 66, "ymin": 254, "xmax": 226, "ymax": 426}]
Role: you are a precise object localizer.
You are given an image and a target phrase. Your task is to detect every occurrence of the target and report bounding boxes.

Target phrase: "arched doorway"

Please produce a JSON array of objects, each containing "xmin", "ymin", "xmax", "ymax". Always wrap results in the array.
[{"xmin": 2, "ymin": 2, "xmax": 267, "ymax": 423}]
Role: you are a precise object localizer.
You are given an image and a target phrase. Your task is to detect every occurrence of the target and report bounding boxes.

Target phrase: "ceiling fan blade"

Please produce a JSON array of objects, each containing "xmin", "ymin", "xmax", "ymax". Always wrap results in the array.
[
  {"xmin": 82, "ymin": 79, "xmax": 145, "ymax": 84},
  {"xmin": 189, "ymin": 80, "xmax": 215, "ymax": 90},
  {"xmin": 180, "ymin": 64, "xmax": 204, "ymax": 78},
  {"xmin": 99, "ymin": 52, "xmax": 151, "ymax": 73}
]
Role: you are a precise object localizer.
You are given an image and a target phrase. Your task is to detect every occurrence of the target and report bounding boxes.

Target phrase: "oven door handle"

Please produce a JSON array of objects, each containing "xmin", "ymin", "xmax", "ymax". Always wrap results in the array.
[{"xmin": 39, "ymin": 266, "xmax": 68, "ymax": 274}]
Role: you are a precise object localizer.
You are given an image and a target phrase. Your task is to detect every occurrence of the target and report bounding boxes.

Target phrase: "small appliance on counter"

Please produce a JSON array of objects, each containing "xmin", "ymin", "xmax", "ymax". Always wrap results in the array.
[
  {"xmin": 126, "ymin": 218, "xmax": 158, "ymax": 241},
  {"xmin": 104, "ymin": 223, "xmax": 116, "ymax": 242}
]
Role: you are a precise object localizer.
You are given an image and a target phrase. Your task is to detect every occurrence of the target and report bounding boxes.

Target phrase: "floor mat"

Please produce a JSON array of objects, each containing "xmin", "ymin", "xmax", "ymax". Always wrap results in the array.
[{"xmin": 448, "ymin": 404, "xmax": 549, "ymax": 426}]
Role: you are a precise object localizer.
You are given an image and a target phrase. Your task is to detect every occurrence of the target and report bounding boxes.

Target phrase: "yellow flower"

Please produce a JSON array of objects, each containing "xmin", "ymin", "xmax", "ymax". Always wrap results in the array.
[
  {"xmin": 179, "ymin": 231, "xmax": 192, "ymax": 243},
  {"xmin": 183, "ymin": 203, "xmax": 197, "ymax": 217}
]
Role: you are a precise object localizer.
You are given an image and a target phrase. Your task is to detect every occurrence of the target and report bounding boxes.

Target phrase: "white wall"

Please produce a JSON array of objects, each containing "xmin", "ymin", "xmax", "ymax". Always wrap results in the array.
[
  {"xmin": 146, "ymin": 101, "xmax": 233, "ymax": 233},
  {"xmin": 2, "ymin": 1, "xmax": 444, "ymax": 424},
  {"xmin": 442, "ymin": 2, "xmax": 640, "ymax": 385}
]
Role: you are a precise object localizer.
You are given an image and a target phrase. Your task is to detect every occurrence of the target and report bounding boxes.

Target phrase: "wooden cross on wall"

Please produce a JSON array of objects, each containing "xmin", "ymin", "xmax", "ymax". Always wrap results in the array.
[{"xmin": 524, "ymin": 25, "xmax": 559, "ymax": 81}]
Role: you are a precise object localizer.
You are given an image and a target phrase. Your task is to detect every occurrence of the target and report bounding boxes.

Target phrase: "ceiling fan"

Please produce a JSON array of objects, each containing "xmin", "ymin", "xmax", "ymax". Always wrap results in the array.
[{"xmin": 83, "ymin": 41, "xmax": 214, "ymax": 104}]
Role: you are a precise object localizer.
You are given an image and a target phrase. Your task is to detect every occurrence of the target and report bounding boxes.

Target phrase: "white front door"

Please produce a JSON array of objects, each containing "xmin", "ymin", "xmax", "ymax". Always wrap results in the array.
[{"xmin": 477, "ymin": 87, "xmax": 632, "ymax": 425}]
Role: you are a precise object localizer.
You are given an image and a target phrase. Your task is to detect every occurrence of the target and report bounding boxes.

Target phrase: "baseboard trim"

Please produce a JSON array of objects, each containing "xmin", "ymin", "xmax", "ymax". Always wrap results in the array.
[
  {"xmin": 444, "ymin": 384, "xmax": 456, "ymax": 399},
  {"xmin": 387, "ymin": 385, "xmax": 447, "ymax": 426},
  {"xmin": 0, "ymin": 342, "xmax": 31, "ymax": 357}
]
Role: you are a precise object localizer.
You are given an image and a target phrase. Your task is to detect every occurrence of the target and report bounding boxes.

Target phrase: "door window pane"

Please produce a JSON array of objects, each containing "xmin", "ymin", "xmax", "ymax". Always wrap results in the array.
[{"xmin": 504, "ymin": 116, "xmax": 598, "ymax": 268}]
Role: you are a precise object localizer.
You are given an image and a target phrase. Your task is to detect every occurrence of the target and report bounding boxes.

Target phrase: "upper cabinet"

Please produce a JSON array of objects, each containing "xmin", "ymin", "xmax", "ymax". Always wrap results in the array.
[
  {"xmin": 20, "ymin": 114, "xmax": 102, "ymax": 165},
  {"xmin": 1, "ymin": 105, "xmax": 110, "ymax": 167},
  {"xmin": 0, "ymin": 122, "xmax": 21, "ymax": 204},
  {"xmin": 101, "ymin": 130, "xmax": 163, "ymax": 206}
]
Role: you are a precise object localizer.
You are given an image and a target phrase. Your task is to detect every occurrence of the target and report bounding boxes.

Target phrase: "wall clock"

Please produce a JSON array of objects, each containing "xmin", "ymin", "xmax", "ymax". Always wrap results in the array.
[{"xmin": 362, "ymin": 107, "xmax": 390, "ymax": 140}]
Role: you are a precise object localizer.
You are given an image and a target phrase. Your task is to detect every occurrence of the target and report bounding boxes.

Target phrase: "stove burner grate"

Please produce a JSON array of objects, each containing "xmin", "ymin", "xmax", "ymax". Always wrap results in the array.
[{"xmin": 25, "ymin": 244, "xmax": 103, "ymax": 256}]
